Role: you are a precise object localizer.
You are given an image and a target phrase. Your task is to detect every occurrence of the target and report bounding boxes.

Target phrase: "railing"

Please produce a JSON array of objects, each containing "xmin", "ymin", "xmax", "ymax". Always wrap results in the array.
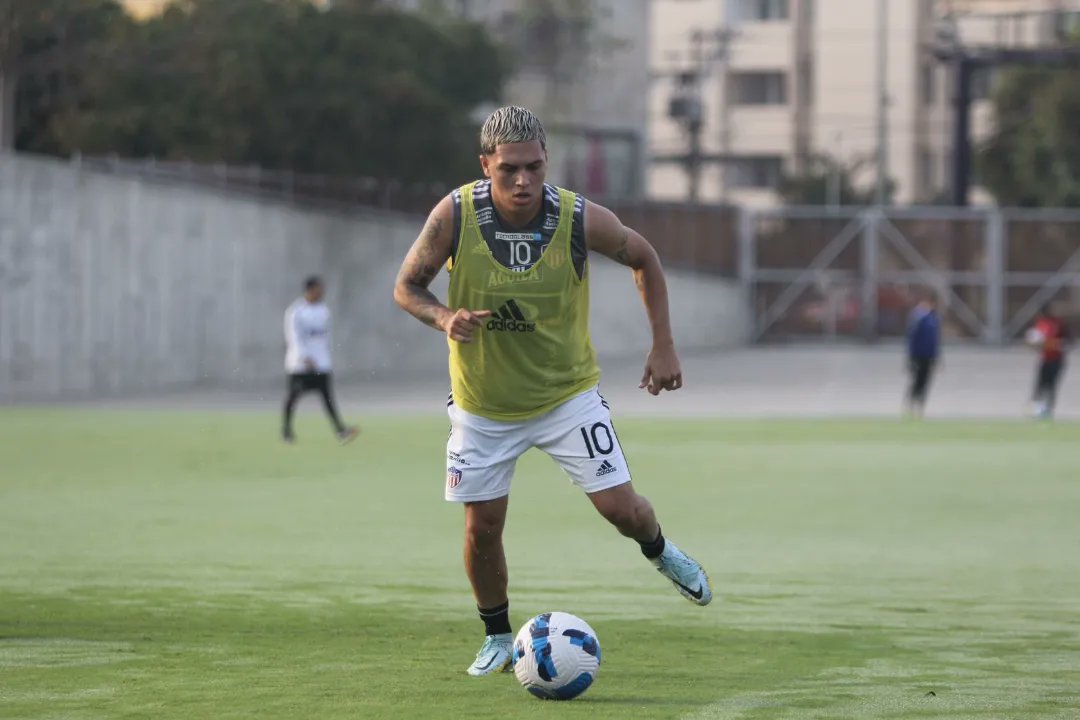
[
  {"xmin": 743, "ymin": 206, "xmax": 1080, "ymax": 344},
  {"xmin": 77, "ymin": 155, "xmax": 449, "ymax": 215}
]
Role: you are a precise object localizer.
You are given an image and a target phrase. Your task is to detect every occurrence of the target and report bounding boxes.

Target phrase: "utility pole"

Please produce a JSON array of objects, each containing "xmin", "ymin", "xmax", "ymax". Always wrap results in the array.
[
  {"xmin": 677, "ymin": 71, "xmax": 704, "ymax": 204},
  {"xmin": 684, "ymin": 29, "xmax": 708, "ymax": 204},
  {"xmin": 659, "ymin": 27, "xmax": 730, "ymax": 204},
  {"xmin": 828, "ymin": 132, "xmax": 844, "ymax": 210},
  {"xmin": 875, "ymin": 0, "xmax": 890, "ymax": 206}
]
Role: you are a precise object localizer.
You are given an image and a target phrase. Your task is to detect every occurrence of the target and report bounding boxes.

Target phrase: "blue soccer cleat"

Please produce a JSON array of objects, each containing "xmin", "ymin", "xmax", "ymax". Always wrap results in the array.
[
  {"xmin": 651, "ymin": 539, "xmax": 713, "ymax": 606},
  {"xmin": 466, "ymin": 633, "xmax": 513, "ymax": 676}
]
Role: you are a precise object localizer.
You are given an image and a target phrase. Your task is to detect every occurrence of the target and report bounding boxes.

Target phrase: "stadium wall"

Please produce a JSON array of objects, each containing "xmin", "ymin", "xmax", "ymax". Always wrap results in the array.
[{"xmin": 0, "ymin": 154, "xmax": 747, "ymax": 401}]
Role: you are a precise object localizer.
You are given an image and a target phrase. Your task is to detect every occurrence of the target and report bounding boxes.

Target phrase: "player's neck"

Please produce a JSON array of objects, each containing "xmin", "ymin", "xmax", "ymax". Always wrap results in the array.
[{"xmin": 491, "ymin": 194, "xmax": 542, "ymax": 230}]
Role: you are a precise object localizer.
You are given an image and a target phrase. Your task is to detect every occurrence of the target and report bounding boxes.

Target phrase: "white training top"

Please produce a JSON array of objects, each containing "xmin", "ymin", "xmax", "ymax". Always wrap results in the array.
[{"xmin": 284, "ymin": 298, "xmax": 333, "ymax": 373}]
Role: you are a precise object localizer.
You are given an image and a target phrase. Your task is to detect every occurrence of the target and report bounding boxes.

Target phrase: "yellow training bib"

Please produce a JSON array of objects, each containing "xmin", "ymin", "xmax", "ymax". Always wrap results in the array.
[{"xmin": 446, "ymin": 182, "xmax": 600, "ymax": 420}]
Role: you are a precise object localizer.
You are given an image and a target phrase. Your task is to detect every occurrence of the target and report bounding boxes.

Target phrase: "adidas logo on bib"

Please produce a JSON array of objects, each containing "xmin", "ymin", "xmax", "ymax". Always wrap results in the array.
[{"xmin": 486, "ymin": 299, "xmax": 536, "ymax": 333}]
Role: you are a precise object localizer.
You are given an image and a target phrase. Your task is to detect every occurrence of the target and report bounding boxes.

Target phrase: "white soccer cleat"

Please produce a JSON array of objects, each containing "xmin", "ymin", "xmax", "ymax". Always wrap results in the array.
[
  {"xmin": 651, "ymin": 539, "xmax": 713, "ymax": 606},
  {"xmin": 466, "ymin": 633, "xmax": 513, "ymax": 676}
]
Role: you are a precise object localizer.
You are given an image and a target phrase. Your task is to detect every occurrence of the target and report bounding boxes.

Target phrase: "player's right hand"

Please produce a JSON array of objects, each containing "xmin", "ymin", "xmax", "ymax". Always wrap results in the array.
[{"xmin": 442, "ymin": 309, "xmax": 492, "ymax": 343}]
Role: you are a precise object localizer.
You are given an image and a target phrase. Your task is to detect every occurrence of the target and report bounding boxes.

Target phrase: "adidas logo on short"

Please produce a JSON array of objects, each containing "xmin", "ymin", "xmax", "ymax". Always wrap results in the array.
[
  {"xmin": 595, "ymin": 460, "xmax": 618, "ymax": 477},
  {"xmin": 486, "ymin": 299, "xmax": 536, "ymax": 333}
]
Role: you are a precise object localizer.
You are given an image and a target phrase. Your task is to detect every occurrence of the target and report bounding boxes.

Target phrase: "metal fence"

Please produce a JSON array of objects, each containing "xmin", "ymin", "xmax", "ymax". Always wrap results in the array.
[{"xmin": 742, "ymin": 207, "xmax": 1080, "ymax": 344}]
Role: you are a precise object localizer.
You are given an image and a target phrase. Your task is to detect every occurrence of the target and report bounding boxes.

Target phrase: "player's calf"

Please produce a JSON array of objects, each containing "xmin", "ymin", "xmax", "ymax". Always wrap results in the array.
[{"xmin": 588, "ymin": 483, "xmax": 658, "ymax": 542}]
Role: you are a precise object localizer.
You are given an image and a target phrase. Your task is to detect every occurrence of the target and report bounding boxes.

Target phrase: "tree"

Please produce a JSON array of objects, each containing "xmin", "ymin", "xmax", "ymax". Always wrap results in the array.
[
  {"xmin": 0, "ymin": 0, "xmax": 129, "ymax": 150},
  {"xmin": 10, "ymin": 0, "xmax": 130, "ymax": 154},
  {"xmin": 777, "ymin": 155, "xmax": 891, "ymax": 207},
  {"xmin": 978, "ymin": 65, "xmax": 1080, "ymax": 207},
  {"xmin": 51, "ymin": 0, "xmax": 507, "ymax": 184},
  {"xmin": 0, "ymin": 0, "xmax": 34, "ymax": 148}
]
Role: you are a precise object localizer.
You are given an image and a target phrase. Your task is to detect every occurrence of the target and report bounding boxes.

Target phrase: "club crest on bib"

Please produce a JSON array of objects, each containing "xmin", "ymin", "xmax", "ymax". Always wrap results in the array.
[{"xmin": 544, "ymin": 245, "xmax": 567, "ymax": 269}]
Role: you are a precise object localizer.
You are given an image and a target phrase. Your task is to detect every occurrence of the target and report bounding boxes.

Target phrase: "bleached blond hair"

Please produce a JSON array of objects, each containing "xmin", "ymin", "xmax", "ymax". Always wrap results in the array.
[{"xmin": 479, "ymin": 106, "xmax": 547, "ymax": 155}]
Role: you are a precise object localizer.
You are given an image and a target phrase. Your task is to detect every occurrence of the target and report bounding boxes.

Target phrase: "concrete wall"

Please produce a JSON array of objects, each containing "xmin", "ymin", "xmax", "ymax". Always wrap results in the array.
[{"xmin": 0, "ymin": 154, "xmax": 747, "ymax": 401}]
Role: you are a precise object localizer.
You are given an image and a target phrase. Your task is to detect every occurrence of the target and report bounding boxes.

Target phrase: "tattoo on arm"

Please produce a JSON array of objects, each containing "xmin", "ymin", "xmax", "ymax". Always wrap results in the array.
[
  {"xmin": 400, "ymin": 285, "xmax": 445, "ymax": 330},
  {"xmin": 395, "ymin": 216, "xmax": 450, "ymax": 330},
  {"xmin": 608, "ymin": 226, "xmax": 647, "ymax": 291},
  {"xmin": 422, "ymin": 216, "xmax": 444, "ymax": 246},
  {"xmin": 606, "ymin": 226, "xmax": 651, "ymax": 294},
  {"xmin": 397, "ymin": 217, "xmax": 443, "ymax": 288},
  {"xmin": 612, "ymin": 228, "xmax": 633, "ymax": 266}
]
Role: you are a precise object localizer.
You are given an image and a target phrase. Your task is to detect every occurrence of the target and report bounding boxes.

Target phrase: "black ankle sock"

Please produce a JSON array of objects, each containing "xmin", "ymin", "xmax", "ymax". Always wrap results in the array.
[
  {"xmin": 639, "ymin": 527, "xmax": 666, "ymax": 560},
  {"xmin": 478, "ymin": 601, "xmax": 511, "ymax": 636}
]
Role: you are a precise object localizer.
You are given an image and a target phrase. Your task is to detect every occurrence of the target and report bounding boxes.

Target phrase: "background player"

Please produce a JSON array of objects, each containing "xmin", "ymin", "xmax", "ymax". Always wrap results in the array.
[
  {"xmin": 1026, "ymin": 302, "xmax": 1071, "ymax": 420},
  {"xmin": 283, "ymin": 275, "xmax": 358, "ymax": 443},
  {"xmin": 393, "ymin": 106, "xmax": 712, "ymax": 678},
  {"xmin": 905, "ymin": 290, "xmax": 941, "ymax": 419}
]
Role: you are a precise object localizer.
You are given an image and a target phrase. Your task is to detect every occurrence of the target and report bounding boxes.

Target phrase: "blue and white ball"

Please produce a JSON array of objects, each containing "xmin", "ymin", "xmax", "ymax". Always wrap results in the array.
[{"xmin": 512, "ymin": 612, "xmax": 601, "ymax": 701}]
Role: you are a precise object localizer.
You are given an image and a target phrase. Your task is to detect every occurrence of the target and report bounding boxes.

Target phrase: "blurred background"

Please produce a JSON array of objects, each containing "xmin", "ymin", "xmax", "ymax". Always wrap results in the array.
[{"xmin": 1, "ymin": 0, "xmax": 1078, "ymax": 414}]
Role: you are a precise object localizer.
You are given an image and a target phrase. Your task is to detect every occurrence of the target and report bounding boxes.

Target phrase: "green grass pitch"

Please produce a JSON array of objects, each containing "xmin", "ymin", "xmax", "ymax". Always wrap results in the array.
[{"xmin": 2, "ymin": 409, "xmax": 1079, "ymax": 719}]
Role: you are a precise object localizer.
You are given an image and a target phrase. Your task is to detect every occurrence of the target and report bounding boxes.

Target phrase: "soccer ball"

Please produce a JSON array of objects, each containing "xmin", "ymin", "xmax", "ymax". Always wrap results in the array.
[
  {"xmin": 512, "ymin": 612, "xmax": 601, "ymax": 701},
  {"xmin": 1026, "ymin": 327, "xmax": 1046, "ymax": 348}
]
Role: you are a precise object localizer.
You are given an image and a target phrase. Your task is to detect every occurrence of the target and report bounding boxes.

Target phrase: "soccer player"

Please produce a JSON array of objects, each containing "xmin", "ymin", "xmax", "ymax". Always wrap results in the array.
[
  {"xmin": 1026, "ymin": 303, "xmax": 1071, "ymax": 420},
  {"xmin": 392, "ymin": 106, "xmax": 712, "ymax": 677},
  {"xmin": 905, "ymin": 291, "xmax": 941, "ymax": 419},
  {"xmin": 282, "ymin": 275, "xmax": 358, "ymax": 444}
]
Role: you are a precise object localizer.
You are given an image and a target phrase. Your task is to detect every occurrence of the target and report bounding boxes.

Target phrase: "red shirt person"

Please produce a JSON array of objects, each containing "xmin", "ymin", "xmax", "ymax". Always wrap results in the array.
[{"xmin": 1026, "ymin": 305, "xmax": 1071, "ymax": 419}]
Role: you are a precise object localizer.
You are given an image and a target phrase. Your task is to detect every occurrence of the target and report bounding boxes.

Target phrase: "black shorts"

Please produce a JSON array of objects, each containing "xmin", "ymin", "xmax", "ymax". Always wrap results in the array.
[
  {"xmin": 288, "ymin": 372, "xmax": 332, "ymax": 394},
  {"xmin": 1036, "ymin": 361, "xmax": 1064, "ymax": 395},
  {"xmin": 909, "ymin": 357, "xmax": 935, "ymax": 400}
]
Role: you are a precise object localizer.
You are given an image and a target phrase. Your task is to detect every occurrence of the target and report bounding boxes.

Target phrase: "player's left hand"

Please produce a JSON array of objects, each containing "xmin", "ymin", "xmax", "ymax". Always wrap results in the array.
[{"xmin": 640, "ymin": 343, "xmax": 683, "ymax": 396}]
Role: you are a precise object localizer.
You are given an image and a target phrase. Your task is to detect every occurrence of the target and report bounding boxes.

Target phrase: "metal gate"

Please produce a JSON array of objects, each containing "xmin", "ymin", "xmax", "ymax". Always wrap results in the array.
[{"xmin": 740, "ymin": 207, "xmax": 1080, "ymax": 344}]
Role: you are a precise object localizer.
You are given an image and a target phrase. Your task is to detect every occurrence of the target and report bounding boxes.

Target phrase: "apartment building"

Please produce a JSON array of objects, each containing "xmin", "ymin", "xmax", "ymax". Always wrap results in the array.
[{"xmin": 649, "ymin": 0, "xmax": 1080, "ymax": 206}]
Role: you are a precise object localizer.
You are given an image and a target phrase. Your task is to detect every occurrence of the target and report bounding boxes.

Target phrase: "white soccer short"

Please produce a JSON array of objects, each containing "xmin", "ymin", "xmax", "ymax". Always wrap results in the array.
[{"xmin": 445, "ymin": 386, "xmax": 633, "ymax": 502}]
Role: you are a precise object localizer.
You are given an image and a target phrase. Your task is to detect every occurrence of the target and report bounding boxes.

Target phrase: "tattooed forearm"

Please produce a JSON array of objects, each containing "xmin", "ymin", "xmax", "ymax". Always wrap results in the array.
[
  {"xmin": 395, "ymin": 258, "xmax": 449, "ymax": 330},
  {"xmin": 397, "ymin": 282, "xmax": 447, "ymax": 330},
  {"xmin": 393, "ymin": 213, "xmax": 452, "ymax": 331},
  {"xmin": 396, "ymin": 259, "xmax": 439, "ymax": 289}
]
